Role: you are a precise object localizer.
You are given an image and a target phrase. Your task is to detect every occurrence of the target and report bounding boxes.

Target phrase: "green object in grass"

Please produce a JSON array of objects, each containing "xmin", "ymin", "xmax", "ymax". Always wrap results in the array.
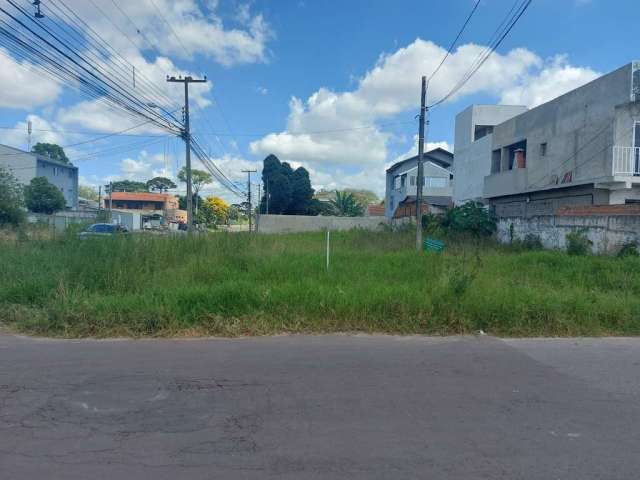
[{"xmin": 424, "ymin": 237, "xmax": 445, "ymax": 253}]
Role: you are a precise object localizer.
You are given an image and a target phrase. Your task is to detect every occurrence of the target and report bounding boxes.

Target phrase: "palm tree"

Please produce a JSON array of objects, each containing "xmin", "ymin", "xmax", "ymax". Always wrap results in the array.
[{"xmin": 331, "ymin": 191, "xmax": 365, "ymax": 217}]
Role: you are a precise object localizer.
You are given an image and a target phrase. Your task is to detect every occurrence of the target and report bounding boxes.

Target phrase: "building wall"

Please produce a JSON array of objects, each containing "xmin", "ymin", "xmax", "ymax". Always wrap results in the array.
[
  {"xmin": 256, "ymin": 215, "xmax": 388, "ymax": 234},
  {"xmin": 490, "ymin": 183, "xmax": 611, "ymax": 218},
  {"xmin": 0, "ymin": 144, "xmax": 78, "ymax": 209},
  {"xmin": 453, "ymin": 105, "xmax": 527, "ymax": 204},
  {"xmin": 497, "ymin": 214, "xmax": 640, "ymax": 254},
  {"xmin": 386, "ymin": 155, "xmax": 453, "ymax": 218},
  {"xmin": 485, "ymin": 64, "xmax": 633, "ymax": 200}
]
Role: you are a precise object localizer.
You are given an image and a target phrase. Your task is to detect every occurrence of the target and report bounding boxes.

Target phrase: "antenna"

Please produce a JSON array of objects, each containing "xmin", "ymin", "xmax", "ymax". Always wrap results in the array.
[
  {"xmin": 27, "ymin": 120, "xmax": 32, "ymax": 152},
  {"xmin": 33, "ymin": 0, "xmax": 45, "ymax": 19}
]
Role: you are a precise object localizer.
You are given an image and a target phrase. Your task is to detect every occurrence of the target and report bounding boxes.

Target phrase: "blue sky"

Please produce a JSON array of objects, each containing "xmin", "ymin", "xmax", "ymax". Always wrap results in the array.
[{"xmin": 0, "ymin": 0, "xmax": 638, "ymax": 201}]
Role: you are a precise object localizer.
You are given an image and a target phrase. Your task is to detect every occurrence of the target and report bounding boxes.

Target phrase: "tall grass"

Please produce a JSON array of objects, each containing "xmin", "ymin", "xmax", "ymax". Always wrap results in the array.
[{"xmin": 1, "ymin": 230, "xmax": 639, "ymax": 337}]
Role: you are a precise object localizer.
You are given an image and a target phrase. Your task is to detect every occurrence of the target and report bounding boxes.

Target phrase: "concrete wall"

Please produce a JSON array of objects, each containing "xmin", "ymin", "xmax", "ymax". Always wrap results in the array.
[
  {"xmin": 256, "ymin": 215, "xmax": 389, "ymax": 234},
  {"xmin": 485, "ymin": 64, "xmax": 633, "ymax": 201},
  {"xmin": 453, "ymin": 105, "xmax": 527, "ymax": 204},
  {"xmin": 497, "ymin": 214, "xmax": 640, "ymax": 254}
]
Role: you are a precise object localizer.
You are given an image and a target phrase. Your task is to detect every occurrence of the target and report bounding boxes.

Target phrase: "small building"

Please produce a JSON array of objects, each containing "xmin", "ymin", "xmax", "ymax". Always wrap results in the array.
[
  {"xmin": 104, "ymin": 192, "xmax": 182, "ymax": 225},
  {"xmin": 385, "ymin": 148, "xmax": 454, "ymax": 219},
  {"xmin": 0, "ymin": 143, "xmax": 78, "ymax": 209},
  {"xmin": 455, "ymin": 62, "xmax": 640, "ymax": 218}
]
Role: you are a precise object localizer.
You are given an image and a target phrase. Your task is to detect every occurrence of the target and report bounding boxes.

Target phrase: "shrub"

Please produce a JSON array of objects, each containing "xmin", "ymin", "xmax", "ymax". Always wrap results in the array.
[
  {"xmin": 521, "ymin": 233, "xmax": 544, "ymax": 250},
  {"xmin": 617, "ymin": 241, "xmax": 640, "ymax": 258},
  {"xmin": 566, "ymin": 229, "xmax": 592, "ymax": 256},
  {"xmin": 0, "ymin": 167, "xmax": 25, "ymax": 227},
  {"xmin": 24, "ymin": 176, "xmax": 66, "ymax": 214},
  {"xmin": 440, "ymin": 201, "xmax": 497, "ymax": 238}
]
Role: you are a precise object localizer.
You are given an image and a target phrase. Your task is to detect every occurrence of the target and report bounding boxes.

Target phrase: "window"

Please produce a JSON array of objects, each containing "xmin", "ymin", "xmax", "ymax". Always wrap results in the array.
[
  {"xmin": 474, "ymin": 125, "xmax": 494, "ymax": 141},
  {"xmin": 540, "ymin": 143, "xmax": 548, "ymax": 157},
  {"xmin": 400, "ymin": 174, "xmax": 407, "ymax": 188},
  {"xmin": 53, "ymin": 167, "xmax": 58, "ymax": 176},
  {"xmin": 393, "ymin": 176, "xmax": 401, "ymax": 189},
  {"xmin": 410, "ymin": 176, "xmax": 416, "ymax": 186},
  {"xmin": 491, "ymin": 150, "xmax": 501, "ymax": 173},
  {"xmin": 427, "ymin": 177, "xmax": 448, "ymax": 189}
]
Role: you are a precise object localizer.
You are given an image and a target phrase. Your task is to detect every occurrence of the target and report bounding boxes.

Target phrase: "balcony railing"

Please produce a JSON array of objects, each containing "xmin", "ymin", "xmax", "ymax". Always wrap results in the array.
[{"xmin": 613, "ymin": 146, "xmax": 640, "ymax": 176}]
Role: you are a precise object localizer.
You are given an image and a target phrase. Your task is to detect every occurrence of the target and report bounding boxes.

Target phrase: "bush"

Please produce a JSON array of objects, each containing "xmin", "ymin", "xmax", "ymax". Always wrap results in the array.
[
  {"xmin": 440, "ymin": 201, "xmax": 496, "ymax": 238},
  {"xmin": 618, "ymin": 241, "xmax": 640, "ymax": 258},
  {"xmin": 566, "ymin": 230, "xmax": 592, "ymax": 256},
  {"xmin": 521, "ymin": 234, "xmax": 544, "ymax": 250},
  {"xmin": 0, "ymin": 167, "xmax": 25, "ymax": 227},
  {"xmin": 24, "ymin": 176, "xmax": 66, "ymax": 214}
]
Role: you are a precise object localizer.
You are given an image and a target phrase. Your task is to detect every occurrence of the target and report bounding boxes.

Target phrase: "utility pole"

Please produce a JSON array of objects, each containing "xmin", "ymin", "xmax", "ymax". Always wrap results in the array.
[
  {"xmin": 167, "ymin": 75, "xmax": 208, "ymax": 231},
  {"xmin": 98, "ymin": 185, "xmax": 102, "ymax": 213},
  {"xmin": 242, "ymin": 170, "xmax": 257, "ymax": 232},
  {"xmin": 108, "ymin": 181, "xmax": 113, "ymax": 221},
  {"xmin": 257, "ymin": 183, "xmax": 262, "ymax": 214},
  {"xmin": 416, "ymin": 76, "xmax": 428, "ymax": 252}
]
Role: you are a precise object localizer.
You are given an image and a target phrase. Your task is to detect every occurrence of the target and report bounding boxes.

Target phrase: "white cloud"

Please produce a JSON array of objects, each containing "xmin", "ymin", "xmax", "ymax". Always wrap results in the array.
[
  {"xmin": 500, "ymin": 55, "xmax": 600, "ymax": 107},
  {"xmin": 0, "ymin": 115, "xmax": 67, "ymax": 150},
  {"xmin": 0, "ymin": 49, "xmax": 61, "ymax": 110},
  {"xmin": 62, "ymin": 0, "xmax": 272, "ymax": 67},
  {"xmin": 249, "ymin": 39, "xmax": 599, "ymax": 194}
]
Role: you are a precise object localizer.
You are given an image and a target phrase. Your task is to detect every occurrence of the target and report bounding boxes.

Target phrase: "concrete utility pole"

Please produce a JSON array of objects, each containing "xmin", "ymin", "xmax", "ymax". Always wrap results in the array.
[
  {"xmin": 265, "ymin": 181, "xmax": 269, "ymax": 214},
  {"xmin": 167, "ymin": 75, "xmax": 207, "ymax": 231},
  {"xmin": 242, "ymin": 170, "xmax": 257, "ymax": 232},
  {"xmin": 416, "ymin": 76, "xmax": 428, "ymax": 252}
]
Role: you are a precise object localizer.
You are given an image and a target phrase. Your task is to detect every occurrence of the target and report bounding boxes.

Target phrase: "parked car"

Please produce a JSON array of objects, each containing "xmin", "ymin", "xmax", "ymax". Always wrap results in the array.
[{"xmin": 78, "ymin": 223, "xmax": 129, "ymax": 238}]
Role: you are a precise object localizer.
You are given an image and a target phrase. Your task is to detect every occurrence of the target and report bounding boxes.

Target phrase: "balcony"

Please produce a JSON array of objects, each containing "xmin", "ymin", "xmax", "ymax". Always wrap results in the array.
[{"xmin": 613, "ymin": 146, "xmax": 640, "ymax": 176}]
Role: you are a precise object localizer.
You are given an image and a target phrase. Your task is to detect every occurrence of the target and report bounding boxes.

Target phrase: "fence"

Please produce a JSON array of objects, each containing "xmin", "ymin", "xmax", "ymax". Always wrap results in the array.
[
  {"xmin": 497, "ymin": 214, "xmax": 640, "ymax": 254},
  {"xmin": 27, "ymin": 211, "xmax": 97, "ymax": 233},
  {"xmin": 256, "ymin": 214, "xmax": 389, "ymax": 234}
]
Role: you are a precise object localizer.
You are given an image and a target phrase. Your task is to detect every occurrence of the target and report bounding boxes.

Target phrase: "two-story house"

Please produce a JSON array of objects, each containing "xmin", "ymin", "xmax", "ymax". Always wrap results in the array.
[
  {"xmin": 455, "ymin": 62, "xmax": 640, "ymax": 217},
  {"xmin": 0, "ymin": 144, "xmax": 78, "ymax": 209},
  {"xmin": 385, "ymin": 148, "xmax": 454, "ymax": 219}
]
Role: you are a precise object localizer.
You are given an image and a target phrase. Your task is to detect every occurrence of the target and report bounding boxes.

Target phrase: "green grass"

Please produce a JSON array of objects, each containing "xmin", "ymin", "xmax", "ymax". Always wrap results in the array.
[{"xmin": 1, "ymin": 229, "xmax": 639, "ymax": 337}]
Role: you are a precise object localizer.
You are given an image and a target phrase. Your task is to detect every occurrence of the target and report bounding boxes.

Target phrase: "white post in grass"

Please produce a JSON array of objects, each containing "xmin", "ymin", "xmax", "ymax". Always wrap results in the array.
[{"xmin": 326, "ymin": 230, "xmax": 330, "ymax": 272}]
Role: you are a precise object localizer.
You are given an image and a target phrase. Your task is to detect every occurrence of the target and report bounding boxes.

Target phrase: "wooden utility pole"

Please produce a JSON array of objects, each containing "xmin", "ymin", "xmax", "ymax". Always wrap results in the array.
[
  {"xmin": 416, "ymin": 76, "xmax": 428, "ymax": 252},
  {"xmin": 167, "ymin": 75, "xmax": 207, "ymax": 231},
  {"xmin": 242, "ymin": 170, "xmax": 257, "ymax": 232}
]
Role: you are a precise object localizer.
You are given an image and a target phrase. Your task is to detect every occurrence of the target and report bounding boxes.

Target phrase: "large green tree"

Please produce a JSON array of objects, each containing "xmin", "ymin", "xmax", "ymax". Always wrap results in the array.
[
  {"xmin": 259, "ymin": 154, "xmax": 314, "ymax": 215},
  {"xmin": 31, "ymin": 143, "xmax": 70, "ymax": 164},
  {"xmin": 146, "ymin": 176, "xmax": 177, "ymax": 193},
  {"xmin": 0, "ymin": 167, "xmax": 25, "ymax": 226},
  {"xmin": 24, "ymin": 176, "xmax": 66, "ymax": 214},
  {"xmin": 178, "ymin": 168, "xmax": 212, "ymax": 214}
]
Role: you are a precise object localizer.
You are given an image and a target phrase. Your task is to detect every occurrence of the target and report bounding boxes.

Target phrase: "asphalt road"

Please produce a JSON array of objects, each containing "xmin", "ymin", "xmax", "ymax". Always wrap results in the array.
[{"xmin": 1, "ymin": 334, "xmax": 639, "ymax": 479}]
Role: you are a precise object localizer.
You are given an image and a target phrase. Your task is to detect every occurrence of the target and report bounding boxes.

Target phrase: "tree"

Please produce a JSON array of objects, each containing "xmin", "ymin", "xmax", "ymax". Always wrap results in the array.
[
  {"xmin": 177, "ymin": 168, "xmax": 212, "ymax": 197},
  {"xmin": 178, "ymin": 168, "xmax": 212, "ymax": 215},
  {"xmin": 24, "ymin": 176, "xmax": 66, "ymax": 214},
  {"xmin": 331, "ymin": 191, "xmax": 365, "ymax": 217},
  {"xmin": 31, "ymin": 143, "xmax": 70, "ymax": 164},
  {"xmin": 146, "ymin": 176, "xmax": 177, "ymax": 193},
  {"xmin": 109, "ymin": 180, "xmax": 147, "ymax": 193},
  {"xmin": 0, "ymin": 167, "xmax": 25, "ymax": 226},
  {"xmin": 179, "ymin": 194, "xmax": 203, "ymax": 210},
  {"xmin": 78, "ymin": 185, "xmax": 98, "ymax": 201},
  {"xmin": 259, "ymin": 154, "xmax": 314, "ymax": 215},
  {"xmin": 286, "ymin": 167, "xmax": 314, "ymax": 214},
  {"xmin": 440, "ymin": 201, "xmax": 497, "ymax": 237},
  {"xmin": 203, "ymin": 196, "xmax": 229, "ymax": 224},
  {"xmin": 344, "ymin": 189, "xmax": 379, "ymax": 207}
]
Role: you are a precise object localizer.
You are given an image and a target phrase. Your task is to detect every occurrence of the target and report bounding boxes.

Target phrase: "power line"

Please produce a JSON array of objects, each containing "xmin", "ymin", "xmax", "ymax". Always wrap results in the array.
[
  {"xmin": 427, "ymin": 0, "xmax": 481, "ymax": 83},
  {"xmin": 429, "ymin": 0, "xmax": 533, "ymax": 108}
]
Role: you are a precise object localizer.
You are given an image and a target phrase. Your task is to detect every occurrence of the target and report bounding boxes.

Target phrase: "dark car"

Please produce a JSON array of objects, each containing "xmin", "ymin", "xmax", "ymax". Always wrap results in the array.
[{"xmin": 78, "ymin": 223, "xmax": 129, "ymax": 238}]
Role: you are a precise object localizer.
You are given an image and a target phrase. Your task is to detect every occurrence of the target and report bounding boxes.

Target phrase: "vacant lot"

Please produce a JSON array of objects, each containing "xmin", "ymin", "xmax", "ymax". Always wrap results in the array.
[{"xmin": 1, "ymin": 230, "xmax": 639, "ymax": 337}]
